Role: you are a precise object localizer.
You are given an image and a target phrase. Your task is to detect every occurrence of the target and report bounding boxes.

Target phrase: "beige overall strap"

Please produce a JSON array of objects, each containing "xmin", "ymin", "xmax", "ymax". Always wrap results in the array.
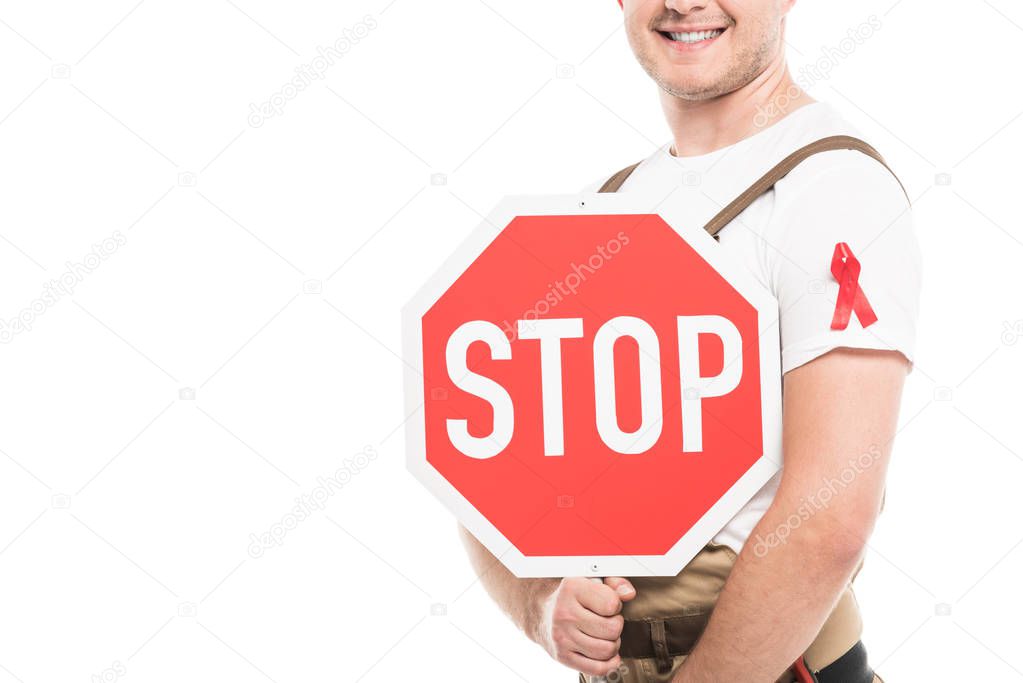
[
  {"xmin": 597, "ymin": 134, "xmax": 907, "ymax": 238},
  {"xmin": 597, "ymin": 161, "xmax": 641, "ymax": 193},
  {"xmin": 701, "ymin": 134, "xmax": 907, "ymax": 237}
]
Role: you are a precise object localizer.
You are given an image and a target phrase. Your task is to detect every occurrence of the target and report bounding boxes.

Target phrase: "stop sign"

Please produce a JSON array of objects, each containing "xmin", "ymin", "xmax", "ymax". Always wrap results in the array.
[{"xmin": 403, "ymin": 192, "xmax": 782, "ymax": 577}]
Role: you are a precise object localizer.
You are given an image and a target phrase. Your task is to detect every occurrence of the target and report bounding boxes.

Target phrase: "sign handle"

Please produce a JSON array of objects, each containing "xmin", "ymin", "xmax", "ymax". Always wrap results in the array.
[{"xmin": 588, "ymin": 577, "xmax": 610, "ymax": 683}]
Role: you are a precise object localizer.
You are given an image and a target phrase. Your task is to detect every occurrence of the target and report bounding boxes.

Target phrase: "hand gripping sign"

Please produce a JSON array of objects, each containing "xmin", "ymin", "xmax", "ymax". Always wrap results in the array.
[{"xmin": 403, "ymin": 191, "xmax": 782, "ymax": 577}]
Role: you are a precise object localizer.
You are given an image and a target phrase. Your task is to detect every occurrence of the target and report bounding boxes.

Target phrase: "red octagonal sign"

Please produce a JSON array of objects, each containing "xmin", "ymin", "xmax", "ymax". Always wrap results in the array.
[{"xmin": 403, "ymin": 193, "xmax": 782, "ymax": 577}]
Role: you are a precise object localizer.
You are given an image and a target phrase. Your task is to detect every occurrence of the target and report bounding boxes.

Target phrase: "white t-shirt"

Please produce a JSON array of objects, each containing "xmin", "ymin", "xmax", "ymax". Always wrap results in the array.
[{"xmin": 580, "ymin": 101, "xmax": 922, "ymax": 553}]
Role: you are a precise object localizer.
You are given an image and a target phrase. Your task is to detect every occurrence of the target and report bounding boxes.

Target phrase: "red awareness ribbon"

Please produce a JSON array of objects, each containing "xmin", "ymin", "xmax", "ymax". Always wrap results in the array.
[{"xmin": 830, "ymin": 242, "xmax": 877, "ymax": 330}]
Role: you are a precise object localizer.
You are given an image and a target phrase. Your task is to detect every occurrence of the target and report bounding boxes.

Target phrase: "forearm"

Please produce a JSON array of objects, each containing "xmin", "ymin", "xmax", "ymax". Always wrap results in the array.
[
  {"xmin": 458, "ymin": 524, "xmax": 559, "ymax": 645},
  {"xmin": 673, "ymin": 501, "xmax": 868, "ymax": 682},
  {"xmin": 674, "ymin": 350, "xmax": 904, "ymax": 681}
]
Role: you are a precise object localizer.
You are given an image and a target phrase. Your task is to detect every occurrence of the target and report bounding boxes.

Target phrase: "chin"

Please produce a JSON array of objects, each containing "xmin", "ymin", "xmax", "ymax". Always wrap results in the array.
[{"xmin": 654, "ymin": 72, "xmax": 729, "ymax": 101}]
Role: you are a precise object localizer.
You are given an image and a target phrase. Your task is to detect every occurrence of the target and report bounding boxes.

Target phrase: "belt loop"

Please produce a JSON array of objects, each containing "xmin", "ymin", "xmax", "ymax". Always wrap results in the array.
[{"xmin": 650, "ymin": 619, "xmax": 672, "ymax": 674}]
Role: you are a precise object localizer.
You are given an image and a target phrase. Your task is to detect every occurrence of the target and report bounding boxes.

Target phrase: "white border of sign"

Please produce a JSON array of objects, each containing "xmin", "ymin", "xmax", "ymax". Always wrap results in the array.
[{"xmin": 402, "ymin": 189, "xmax": 783, "ymax": 577}]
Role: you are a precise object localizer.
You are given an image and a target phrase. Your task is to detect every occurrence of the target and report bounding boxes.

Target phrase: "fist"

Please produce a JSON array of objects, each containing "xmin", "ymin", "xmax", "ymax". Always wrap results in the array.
[{"xmin": 539, "ymin": 577, "xmax": 636, "ymax": 677}]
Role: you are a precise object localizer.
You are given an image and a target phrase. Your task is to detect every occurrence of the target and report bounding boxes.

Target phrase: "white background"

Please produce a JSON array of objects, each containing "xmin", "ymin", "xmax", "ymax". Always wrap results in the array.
[{"xmin": 0, "ymin": 0, "xmax": 1020, "ymax": 681}]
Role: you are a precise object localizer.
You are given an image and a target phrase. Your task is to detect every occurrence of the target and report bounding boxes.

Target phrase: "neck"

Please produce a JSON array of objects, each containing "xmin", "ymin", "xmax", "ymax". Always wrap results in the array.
[{"xmin": 660, "ymin": 56, "xmax": 813, "ymax": 157}]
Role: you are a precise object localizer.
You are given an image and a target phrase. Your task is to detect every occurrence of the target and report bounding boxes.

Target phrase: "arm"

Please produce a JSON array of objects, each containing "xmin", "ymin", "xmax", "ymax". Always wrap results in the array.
[
  {"xmin": 674, "ymin": 347, "xmax": 908, "ymax": 682},
  {"xmin": 458, "ymin": 524, "xmax": 636, "ymax": 676}
]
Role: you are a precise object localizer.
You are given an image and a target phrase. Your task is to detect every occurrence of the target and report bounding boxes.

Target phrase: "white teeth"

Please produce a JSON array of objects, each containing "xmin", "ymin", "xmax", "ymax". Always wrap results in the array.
[{"xmin": 666, "ymin": 29, "xmax": 723, "ymax": 43}]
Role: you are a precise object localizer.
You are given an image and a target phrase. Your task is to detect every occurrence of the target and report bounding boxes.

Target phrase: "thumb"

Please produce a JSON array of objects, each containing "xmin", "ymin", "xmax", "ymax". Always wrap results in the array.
[{"xmin": 603, "ymin": 576, "xmax": 636, "ymax": 601}]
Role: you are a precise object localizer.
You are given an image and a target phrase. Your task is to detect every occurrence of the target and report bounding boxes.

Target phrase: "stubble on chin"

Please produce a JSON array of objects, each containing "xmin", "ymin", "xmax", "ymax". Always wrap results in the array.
[{"xmin": 631, "ymin": 18, "xmax": 779, "ymax": 102}]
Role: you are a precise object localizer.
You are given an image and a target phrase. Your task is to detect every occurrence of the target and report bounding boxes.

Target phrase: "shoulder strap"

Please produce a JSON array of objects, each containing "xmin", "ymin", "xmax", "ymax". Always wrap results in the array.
[
  {"xmin": 701, "ymin": 135, "xmax": 907, "ymax": 236},
  {"xmin": 597, "ymin": 135, "xmax": 908, "ymax": 239},
  {"xmin": 597, "ymin": 161, "xmax": 642, "ymax": 193}
]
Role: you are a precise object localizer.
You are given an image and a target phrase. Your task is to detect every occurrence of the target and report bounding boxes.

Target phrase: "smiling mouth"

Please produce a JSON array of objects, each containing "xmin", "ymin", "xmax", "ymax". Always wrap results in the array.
[{"xmin": 657, "ymin": 28, "xmax": 725, "ymax": 45}]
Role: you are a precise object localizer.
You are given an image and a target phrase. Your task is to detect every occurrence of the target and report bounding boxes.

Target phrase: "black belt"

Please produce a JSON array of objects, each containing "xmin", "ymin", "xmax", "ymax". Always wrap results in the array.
[{"xmin": 814, "ymin": 641, "xmax": 874, "ymax": 683}]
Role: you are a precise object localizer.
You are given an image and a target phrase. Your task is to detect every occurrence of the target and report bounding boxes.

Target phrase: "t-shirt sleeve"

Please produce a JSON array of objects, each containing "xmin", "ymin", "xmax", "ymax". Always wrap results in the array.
[{"xmin": 764, "ymin": 151, "xmax": 922, "ymax": 375}]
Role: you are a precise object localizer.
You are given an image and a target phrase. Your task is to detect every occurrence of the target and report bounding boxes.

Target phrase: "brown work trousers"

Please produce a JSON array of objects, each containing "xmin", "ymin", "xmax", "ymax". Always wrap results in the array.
[{"xmin": 576, "ymin": 544, "xmax": 883, "ymax": 683}]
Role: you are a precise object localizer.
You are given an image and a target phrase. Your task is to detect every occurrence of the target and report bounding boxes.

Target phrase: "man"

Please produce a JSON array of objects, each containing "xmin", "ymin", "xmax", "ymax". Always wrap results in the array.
[{"xmin": 460, "ymin": 0, "xmax": 920, "ymax": 681}]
